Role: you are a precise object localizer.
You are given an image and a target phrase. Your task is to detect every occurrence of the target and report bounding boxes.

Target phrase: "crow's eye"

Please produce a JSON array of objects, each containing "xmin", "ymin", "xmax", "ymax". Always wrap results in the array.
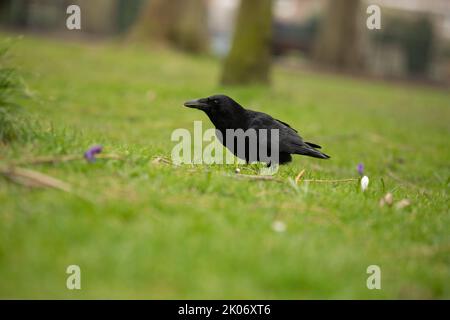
[{"xmin": 213, "ymin": 99, "xmax": 219, "ymax": 104}]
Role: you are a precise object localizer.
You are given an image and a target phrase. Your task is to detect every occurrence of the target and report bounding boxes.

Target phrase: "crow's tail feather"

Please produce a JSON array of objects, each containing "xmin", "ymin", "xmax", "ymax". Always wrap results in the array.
[
  {"xmin": 297, "ymin": 146, "xmax": 330, "ymax": 159},
  {"xmin": 305, "ymin": 141, "xmax": 322, "ymax": 149}
]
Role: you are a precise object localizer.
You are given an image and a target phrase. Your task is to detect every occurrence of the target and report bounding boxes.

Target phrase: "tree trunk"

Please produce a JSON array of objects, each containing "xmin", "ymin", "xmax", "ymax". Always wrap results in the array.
[
  {"xmin": 171, "ymin": 0, "xmax": 208, "ymax": 53},
  {"xmin": 129, "ymin": 0, "xmax": 208, "ymax": 54},
  {"xmin": 221, "ymin": 0, "xmax": 273, "ymax": 85},
  {"xmin": 128, "ymin": 0, "xmax": 176, "ymax": 42},
  {"xmin": 313, "ymin": 0, "xmax": 362, "ymax": 70}
]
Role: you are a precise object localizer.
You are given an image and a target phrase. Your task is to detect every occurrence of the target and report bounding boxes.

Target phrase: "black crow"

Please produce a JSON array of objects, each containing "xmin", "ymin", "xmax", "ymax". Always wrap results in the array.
[{"xmin": 184, "ymin": 94, "xmax": 330, "ymax": 165}]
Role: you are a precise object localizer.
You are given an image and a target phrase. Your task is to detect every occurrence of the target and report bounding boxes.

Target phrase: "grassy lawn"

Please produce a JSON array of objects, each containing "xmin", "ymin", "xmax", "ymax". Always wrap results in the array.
[{"xmin": 0, "ymin": 33, "xmax": 449, "ymax": 299}]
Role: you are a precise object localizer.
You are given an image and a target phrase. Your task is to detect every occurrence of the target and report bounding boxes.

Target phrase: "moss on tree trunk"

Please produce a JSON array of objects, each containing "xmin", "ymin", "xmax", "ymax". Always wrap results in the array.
[{"xmin": 221, "ymin": 0, "xmax": 273, "ymax": 85}]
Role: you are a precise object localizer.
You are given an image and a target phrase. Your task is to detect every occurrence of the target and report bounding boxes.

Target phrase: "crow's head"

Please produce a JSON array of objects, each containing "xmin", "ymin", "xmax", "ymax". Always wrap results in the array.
[
  {"xmin": 184, "ymin": 94, "xmax": 244, "ymax": 116},
  {"xmin": 184, "ymin": 94, "xmax": 246, "ymax": 129}
]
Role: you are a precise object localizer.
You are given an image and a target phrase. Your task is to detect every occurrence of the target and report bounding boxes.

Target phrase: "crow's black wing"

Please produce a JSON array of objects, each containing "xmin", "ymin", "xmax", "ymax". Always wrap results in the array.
[
  {"xmin": 246, "ymin": 111, "xmax": 306, "ymax": 153},
  {"xmin": 274, "ymin": 118, "xmax": 298, "ymax": 133},
  {"xmin": 247, "ymin": 111, "xmax": 329, "ymax": 159},
  {"xmin": 275, "ymin": 117, "xmax": 322, "ymax": 149}
]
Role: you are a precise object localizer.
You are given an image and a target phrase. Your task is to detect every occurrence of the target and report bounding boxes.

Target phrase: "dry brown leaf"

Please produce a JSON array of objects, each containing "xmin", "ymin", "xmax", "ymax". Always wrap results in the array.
[
  {"xmin": 395, "ymin": 199, "xmax": 411, "ymax": 210},
  {"xmin": 379, "ymin": 192, "xmax": 394, "ymax": 207},
  {"xmin": 152, "ymin": 156, "xmax": 172, "ymax": 165}
]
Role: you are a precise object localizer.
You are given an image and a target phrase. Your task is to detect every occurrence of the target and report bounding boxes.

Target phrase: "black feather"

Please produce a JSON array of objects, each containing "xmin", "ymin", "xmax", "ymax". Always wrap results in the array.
[{"xmin": 305, "ymin": 141, "xmax": 322, "ymax": 149}]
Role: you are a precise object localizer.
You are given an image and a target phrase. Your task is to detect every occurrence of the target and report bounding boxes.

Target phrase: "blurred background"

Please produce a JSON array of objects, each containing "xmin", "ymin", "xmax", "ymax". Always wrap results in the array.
[
  {"xmin": 0, "ymin": 0, "xmax": 449, "ymax": 85},
  {"xmin": 0, "ymin": 1, "xmax": 449, "ymax": 299}
]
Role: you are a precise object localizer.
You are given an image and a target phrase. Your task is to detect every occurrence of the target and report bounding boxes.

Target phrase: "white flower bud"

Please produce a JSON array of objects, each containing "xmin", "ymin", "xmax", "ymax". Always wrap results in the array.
[
  {"xmin": 272, "ymin": 221, "xmax": 286, "ymax": 233},
  {"xmin": 361, "ymin": 176, "xmax": 369, "ymax": 191}
]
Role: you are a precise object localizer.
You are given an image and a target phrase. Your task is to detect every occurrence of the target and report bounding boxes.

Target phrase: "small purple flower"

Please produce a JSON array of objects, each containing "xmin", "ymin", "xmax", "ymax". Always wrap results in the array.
[
  {"xmin": 357, "ymin": 163, "xmax": 364, "ymax": 176},
  {"xmin": 84, "ymin": 145, "xmax": 103, "ymax": 163}
]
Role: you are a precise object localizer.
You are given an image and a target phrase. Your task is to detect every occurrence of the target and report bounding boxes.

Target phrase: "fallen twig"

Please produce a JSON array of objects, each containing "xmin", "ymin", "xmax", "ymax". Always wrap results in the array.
[
  {"xmin": 11, "ymin": 153, "xmax": 122, "ymax": 166},
  {"xmin": 1, "ymin": 166, "xmax": 72, "ymax": 192},
  {"xmin": 228, "ymin": 172, "xmax": 358, "ymax": 184},
  {"xmin": 227, "ymin": 173, "xmax": 284, "ymax": 182},
  {"xmin": 301, "ymin": 178, "xmax": 358, "ymax": 183},
  {"xmin": 295, "ymin": 169, "xmax": 306, "ymax": 184}
]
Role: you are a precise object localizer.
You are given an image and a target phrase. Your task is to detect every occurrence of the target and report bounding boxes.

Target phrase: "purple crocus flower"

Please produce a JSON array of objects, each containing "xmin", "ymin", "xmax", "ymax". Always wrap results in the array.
[
  {"xmin": 84, "ymin": 145, "xmax": 103, "ymax": 163},
  {"xmin": 357, "ymin": 163, "xmax": 364, "ymax": 176}
]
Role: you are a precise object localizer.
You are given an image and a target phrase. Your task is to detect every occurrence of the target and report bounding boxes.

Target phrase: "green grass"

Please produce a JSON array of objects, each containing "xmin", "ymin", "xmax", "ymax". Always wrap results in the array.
[{"xmin": 0, "ymin": 33, "xmax": 449, "ymax": 299}]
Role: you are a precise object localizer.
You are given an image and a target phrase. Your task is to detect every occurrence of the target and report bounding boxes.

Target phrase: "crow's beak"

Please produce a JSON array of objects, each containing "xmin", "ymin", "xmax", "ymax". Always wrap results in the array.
[{"xmin": 184, "ymin": 99, "xmax": 208, "ymax": 110}]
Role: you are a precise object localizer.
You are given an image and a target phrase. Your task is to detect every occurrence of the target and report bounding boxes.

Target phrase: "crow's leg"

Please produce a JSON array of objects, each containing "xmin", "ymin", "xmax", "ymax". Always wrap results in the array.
[{"xmin": 279, "ymin": 152, "xmax": 292, "ymax": 165}]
